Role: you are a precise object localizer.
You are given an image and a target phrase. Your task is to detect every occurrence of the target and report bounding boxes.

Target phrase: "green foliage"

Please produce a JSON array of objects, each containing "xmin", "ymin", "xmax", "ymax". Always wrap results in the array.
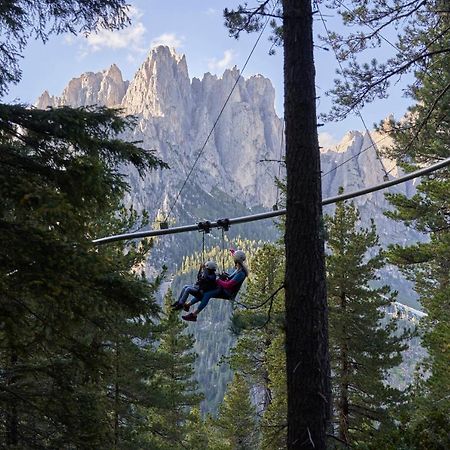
[
  {"xmin": 224, "ymin": 1, "xmax": 283, "ymax": 53},
  {"xmin": 213, "ymin": 373, "xmax": 259, "ymax": 449},
  {"xmin": 0, "ymin": 0, "xmax": 131, "ymax": 96},
  {"xmin": 321, "ymin": 0, "xmax": 450, "ymax": 120},
  {"xmin": 228, "ymin": 244, "xmax": 286, "ymax": 449},
  {"xmin": 259, "ymin": 333, "xmax": 287, "ymax": 450},
  {"xmin": 142, "ymin": 290, "xmax": 204, "ymax": 449},
  {"xmin": 0, "ymin": 104, "xmax": 166, "ymax": 447},
  {"xmin": 184, "ymin": 408, "xmax": 210, "ymax": 450},
  {"xmin": 326, "ymin": 199, "xmax": 408, "ymax": 447},
  {"xmin": 381, "ymin": 7, "xmax": 450, "ymax": 445}
]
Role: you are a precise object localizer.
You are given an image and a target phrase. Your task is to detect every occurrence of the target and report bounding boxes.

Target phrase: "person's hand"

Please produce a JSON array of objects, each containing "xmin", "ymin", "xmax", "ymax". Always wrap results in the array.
[{"xmin": 219, "ymin": 272, "xmax": 229, "ymax": 280}]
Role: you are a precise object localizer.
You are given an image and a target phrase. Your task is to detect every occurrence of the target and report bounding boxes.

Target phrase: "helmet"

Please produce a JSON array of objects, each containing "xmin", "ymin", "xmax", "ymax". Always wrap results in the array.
[
  {"xmin": 204, "ymin": 260, "xmax": 218, "ymax": 271},
  {"xmin": 232, "ymin": 250, "xmax": 246, "ymax": 263}
]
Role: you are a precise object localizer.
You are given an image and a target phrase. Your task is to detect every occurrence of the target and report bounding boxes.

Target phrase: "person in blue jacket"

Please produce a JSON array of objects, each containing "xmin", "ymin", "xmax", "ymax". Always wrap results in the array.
[
  {"xmin": 171, "ymin": 260, "xmax": 218, "ymax": 310},
  {"xmin": 182, "ymin": 249, "xmax": 248, "ymax": 322}
]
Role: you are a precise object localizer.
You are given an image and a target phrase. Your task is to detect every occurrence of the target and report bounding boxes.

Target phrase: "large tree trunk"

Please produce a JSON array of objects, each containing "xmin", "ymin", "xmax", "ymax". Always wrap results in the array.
[
  {"xmin": 283, "ymin": 1, "xmax": 330, "ymax": 448},
  {"xmin": 6, "ymin": 350, "xmax": 19, "ymax": 446}
]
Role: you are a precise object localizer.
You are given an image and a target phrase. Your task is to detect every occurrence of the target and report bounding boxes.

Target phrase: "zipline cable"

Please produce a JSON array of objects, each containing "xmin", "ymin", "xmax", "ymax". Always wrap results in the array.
[
  {"xmin": 162, "ymin": 2, "xmax": 278, "ymax": 224},
  {"xmin": 92, "ymin": 156, "xmax": 450, "ymax": 245}
]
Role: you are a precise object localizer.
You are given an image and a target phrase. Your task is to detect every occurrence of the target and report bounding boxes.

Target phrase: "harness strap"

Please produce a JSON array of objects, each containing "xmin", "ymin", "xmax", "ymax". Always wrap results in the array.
[
  {"xmin": 201, "ymin": 231, "xmax": 206, "ymax": 264},
  {"xmin": 216, "ymin": 218, "xmax": 230, "ymax": 273},
  {"xmin": 221, "ymin": 228, "xmax": 225, "ymax": 273}
]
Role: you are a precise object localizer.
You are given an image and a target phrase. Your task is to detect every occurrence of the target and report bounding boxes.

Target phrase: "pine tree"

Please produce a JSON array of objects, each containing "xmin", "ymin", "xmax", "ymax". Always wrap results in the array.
[
  {"xmin": 0, "ymin": 105, "xmax": 166, "ymax": 447},
  {"xmin": 326, "ymin": 199, "xmax": 407, "ymax": 447},
  {"xmin": 106, "ymin": 270, "xmax": 169, "ymax": 450},
  {"xmin": 321, "ymin": 1, "xmax": 450, "ymax": 122},
  {"xmin": 260, "ymin": 333, "xmax": 287, "ymax": 450},
  {"xmin": 143, "ymin": 289, "xmax": 203, "ymax": 449},
  {"xmin": 228, "ymin": 244, "xmax": 286, "ymax": 448},
  {"xmin": 184, "ymin": 407, "xmax": 210, "ymax": 450},
  {"xmin": 214, "ymin": 373, "xmax": 259, "ymax": 450},
  {"xmin": 381, "ymin": 5, "xmax": 450, "ymax": 447}
]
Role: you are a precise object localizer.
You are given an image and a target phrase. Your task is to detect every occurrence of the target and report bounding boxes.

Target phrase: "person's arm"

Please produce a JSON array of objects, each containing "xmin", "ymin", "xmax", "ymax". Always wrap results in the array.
[
  {"xmin": 217, "ymin": 271, "xmax": 245, "ymax": 290},
  {"xmin": 197, "ymin": 265, "xmax": 204, "ymax": 281}
]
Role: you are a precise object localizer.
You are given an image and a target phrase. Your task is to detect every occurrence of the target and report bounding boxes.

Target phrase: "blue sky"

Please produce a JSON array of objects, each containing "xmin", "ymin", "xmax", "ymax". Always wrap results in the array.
[{"xmin": 4, "ymin": 0, "xmax": 413, "ymax": 147}]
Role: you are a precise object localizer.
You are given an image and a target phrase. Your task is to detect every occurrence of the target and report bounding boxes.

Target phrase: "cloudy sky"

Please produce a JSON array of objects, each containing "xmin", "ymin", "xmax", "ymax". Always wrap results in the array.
[{"xmin": 4, "ymin": 0, "xmax": 413, "ymax": 147}]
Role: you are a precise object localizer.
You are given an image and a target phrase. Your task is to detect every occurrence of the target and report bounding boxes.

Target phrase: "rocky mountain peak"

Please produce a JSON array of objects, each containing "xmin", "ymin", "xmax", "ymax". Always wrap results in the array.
[
  {"xmin": 35, "ymin": 64, "xmax": 128, "ymax": 109},
  {"xmin": 104, "ymin": 63, "xmax": 124, "ymax": 85},
  {"xmin": 122, "ymin": 45, "xmax": 191, "ymax": 118},
  {"xmin": 36, "ymin": 90, "xmax": 53, "ymax": 108}
]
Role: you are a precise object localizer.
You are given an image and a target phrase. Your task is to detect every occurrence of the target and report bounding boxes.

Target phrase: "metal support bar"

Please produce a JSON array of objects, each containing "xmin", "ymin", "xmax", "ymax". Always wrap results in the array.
[{"xmin": 92, "ymin": 156, "xmax": 450, "ymax": 245}]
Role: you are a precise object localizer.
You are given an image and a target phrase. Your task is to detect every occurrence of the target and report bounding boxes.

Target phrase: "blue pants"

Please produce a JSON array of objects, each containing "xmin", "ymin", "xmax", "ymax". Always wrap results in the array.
[
  {"xmin": 189, "ymin": 287, "xmax": 231, "ymax": 314},
  {"xmin": 177, "ymin": 285, "xmax": 200, "ymax": 305}
]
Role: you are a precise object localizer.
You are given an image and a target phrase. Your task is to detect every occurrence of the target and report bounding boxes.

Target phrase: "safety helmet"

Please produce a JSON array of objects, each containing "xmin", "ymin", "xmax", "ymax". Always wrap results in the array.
[
  {"xmin": 204, "ymin": 260, "xmax": 218, "ymax": 271},
  {"xmin": 233, "ymin": 250, "xmax": 246, "ymax": 264}
]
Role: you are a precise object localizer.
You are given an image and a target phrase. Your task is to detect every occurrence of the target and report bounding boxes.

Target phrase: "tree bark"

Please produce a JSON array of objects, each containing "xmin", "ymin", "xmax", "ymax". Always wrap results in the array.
[
  {"xmin": 6, "ymin": 350, "xmax": 19, "ymax": 446},
  {"xmin": 283, "ymin": 0, "xmax": 330, "ymax": 448}
]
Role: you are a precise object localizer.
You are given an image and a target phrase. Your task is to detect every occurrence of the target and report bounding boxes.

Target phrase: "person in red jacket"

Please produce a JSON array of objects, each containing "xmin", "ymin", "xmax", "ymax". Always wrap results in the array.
[{"xmin": 182, "ymin": 249, "xmax": 248, "ymax": 322}]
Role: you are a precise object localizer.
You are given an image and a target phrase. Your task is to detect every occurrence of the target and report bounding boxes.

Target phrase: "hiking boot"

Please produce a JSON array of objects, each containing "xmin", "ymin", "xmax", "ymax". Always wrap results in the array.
[
  {"xmin": 183, "ymin": 302, "xmax": 191, "ymax": 312},
  {"xmin": 182, "ymin": 313, "xmax": 197, "ymax": 322}
]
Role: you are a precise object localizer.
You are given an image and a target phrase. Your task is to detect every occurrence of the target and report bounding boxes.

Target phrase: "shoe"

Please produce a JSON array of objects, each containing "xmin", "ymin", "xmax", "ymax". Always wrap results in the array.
[
  {"xmin": 183, "ymin": 303, "xmax": 191, "ymax": 312},
  {"xmin": 171, "ymin": 303, "xmax": 183, "ymax": 311},
  {"xmin": 182, "ymin": 313, "xmax": 197, "ymax": 322}
]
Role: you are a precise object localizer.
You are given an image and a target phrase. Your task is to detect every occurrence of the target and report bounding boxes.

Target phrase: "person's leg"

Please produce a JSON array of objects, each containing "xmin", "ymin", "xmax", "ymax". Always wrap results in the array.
[
  {"xmin": 179, "ymin": 286, "xmax": 199, "ymax": 305},
  {"xmin": 176, "ymin": 285, "xmax": 190, "ymax": 304},
  {"xmin": 183, "ymin": 289, "xmax": 227, "ymax": 321}
]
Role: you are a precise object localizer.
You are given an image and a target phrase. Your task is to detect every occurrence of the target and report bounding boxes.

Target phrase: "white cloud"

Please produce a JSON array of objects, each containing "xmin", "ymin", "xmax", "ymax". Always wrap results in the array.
[
  {"xmin": 85, "ymin": 22, "xmax": 146, "ymax": 52},
  {"xmin": 318, "ymin": 132, "xmax": 339, "ymax": 150},
  {"xmin": 207, "ymin": 49, "xmax": 236, "ymax": 72},
  {"xmin": 150, "ymin": 33, "xmax": 184, "ymax": 49},
  {"xmin": 65, "ymin": 6, "xmax": 147, "ymax": 57}
]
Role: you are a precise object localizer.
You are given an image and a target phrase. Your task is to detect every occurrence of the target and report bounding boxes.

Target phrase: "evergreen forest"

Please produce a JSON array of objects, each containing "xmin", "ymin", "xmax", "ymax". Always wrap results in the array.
[{"xmin": 0, "ymin": 1, "xmax": 448, "ymax": 449}]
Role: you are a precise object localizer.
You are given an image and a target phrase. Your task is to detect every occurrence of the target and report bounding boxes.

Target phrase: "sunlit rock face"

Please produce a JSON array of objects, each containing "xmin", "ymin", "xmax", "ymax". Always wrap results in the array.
[
  {"xmin": 320, "ymin": 129, "xmax": 420, "ymax": 247},
  {"xmin": 36, "ymin": 45, "xmax": 423, "ymax": 306},
  {"xmin": 36, "ymin": 63, "xmax": 128, "ymax": 108}
]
